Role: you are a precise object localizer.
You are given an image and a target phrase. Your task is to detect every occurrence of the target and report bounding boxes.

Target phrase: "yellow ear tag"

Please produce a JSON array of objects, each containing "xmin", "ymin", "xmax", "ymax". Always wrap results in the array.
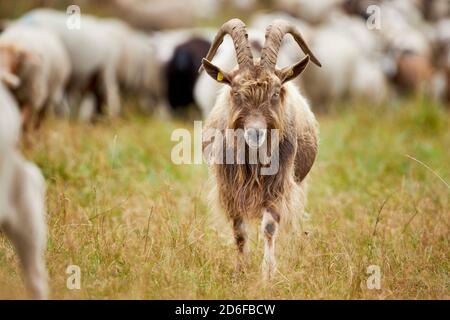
[{"xmin": 217, "ymin": 72, "xmax": 223, "ymax": 82}]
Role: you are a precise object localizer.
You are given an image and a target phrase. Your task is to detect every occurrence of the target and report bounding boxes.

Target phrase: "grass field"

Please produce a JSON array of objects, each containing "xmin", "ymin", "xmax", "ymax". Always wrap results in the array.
[{"xmin": 0, "ymin": 98, "xmax": 448, "ymax": 299}]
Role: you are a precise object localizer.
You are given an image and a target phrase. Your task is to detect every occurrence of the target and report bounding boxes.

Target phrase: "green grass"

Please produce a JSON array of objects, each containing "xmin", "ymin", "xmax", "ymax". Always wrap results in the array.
[{"xmin": 0, "ymin": 98, "xmax": 448, "ymax": 299}]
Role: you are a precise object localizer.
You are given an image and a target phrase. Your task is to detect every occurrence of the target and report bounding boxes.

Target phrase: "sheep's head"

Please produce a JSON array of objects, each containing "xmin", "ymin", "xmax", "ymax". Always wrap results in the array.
[
  {"xmin": 0, "ymin": 45, "xmax": 27, "ymax": 88},
  {"xmin": 201, "ymin": 19, "xmax": 321, "ymax": 148}
]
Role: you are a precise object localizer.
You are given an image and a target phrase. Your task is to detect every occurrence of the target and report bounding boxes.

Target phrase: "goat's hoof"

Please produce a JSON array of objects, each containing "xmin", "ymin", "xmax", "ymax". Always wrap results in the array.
[{"xmin": 234, "ymin": 263, "xmax": 246, "ymax": 275}]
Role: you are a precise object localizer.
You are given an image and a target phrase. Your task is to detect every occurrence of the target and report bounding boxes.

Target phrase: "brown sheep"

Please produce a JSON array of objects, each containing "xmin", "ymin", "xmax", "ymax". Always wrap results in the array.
[{"xmin": 394, "ymin": 50, "xmax": 433, "ymax": 93}]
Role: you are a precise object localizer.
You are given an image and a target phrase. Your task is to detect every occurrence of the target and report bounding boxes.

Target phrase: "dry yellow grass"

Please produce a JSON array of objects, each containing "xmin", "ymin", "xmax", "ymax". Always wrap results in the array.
[{"xmin": 0, "ymin": 98, "xmax": 448, "ymax": 299}]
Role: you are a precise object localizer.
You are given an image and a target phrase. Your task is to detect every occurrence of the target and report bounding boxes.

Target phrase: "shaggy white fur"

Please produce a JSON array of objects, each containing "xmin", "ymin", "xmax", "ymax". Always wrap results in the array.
[{"xmin": 0, "ymin": 82, "xmax": 48, "ymax": 299}]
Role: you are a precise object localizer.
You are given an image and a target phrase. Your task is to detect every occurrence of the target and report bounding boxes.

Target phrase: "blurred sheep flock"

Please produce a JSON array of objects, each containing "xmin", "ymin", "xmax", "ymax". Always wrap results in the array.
[{"xmin": 1, "ymin": 0, "xmax": 450, "ymax": 121}]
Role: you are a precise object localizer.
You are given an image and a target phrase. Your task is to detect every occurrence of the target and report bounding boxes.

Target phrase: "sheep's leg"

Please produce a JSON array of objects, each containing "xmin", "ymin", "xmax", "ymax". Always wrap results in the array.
[
  {"xmin": 78, "ymin": 93, "xmax": 97, "ymax": 122},
  {"xmin": 21, "ymin": 104, "xmax": 33, "ymax": 146},
  {"xmin": 34, "ymin": 105, "xmax": 48, "ymax": 130},
  {"xmin": 102, "ymin": 66, "xmax": 121, "ymax": 117},
  {"xmin": 154, "ymin": 100, "xmax": 171, "ymax": 120},
  {"xmin": 3, "ymin": 218, "xmax": 48, "ymax": 299},
  {"xmin": 3, "ymin": 169, "xmax": 48, "ymax": 299},
  {"xmin": 51, "ymin": 86, "xmax": 70, "ymax": 118},
  {"xmin": 261, "ymin": 208, "xmax": 279, "ymax": 281},
  {"xmin": 232, "ymin": 217, "xmax": 248, "ymax": 273},
  {"xmin": 21, "ymin": 104, "xmax": 32, "ymax": 132}
]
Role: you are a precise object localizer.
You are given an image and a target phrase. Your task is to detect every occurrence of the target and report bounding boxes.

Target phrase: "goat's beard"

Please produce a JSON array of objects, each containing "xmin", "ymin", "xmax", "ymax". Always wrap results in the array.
[
  {"xmin": 220, "ymin": 129, "xmax": 280, "ymax": 168},
  {"xmin": 216, "ymin": 136, "xmax": 284, "ymax": 215},
  {"xmin": 223, "ymin": 108, "xmax": 284, "ymax": 169}
]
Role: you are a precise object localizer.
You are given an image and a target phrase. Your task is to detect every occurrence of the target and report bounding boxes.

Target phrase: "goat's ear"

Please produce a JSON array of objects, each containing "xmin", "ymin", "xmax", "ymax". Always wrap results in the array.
[
  {"xmin": 295, "ymin": 120, "xmax": 318, "ymax": 182},
  {"xmin": 277, "ymin": 55, "xmax": 310, "ymax": 84},
  {"xmin": 201, "ymin": 58, "xmax": 231, "ymax": 85}
]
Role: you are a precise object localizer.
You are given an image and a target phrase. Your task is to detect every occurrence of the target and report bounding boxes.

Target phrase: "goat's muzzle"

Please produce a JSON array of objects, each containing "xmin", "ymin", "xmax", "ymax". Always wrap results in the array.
[{"xmin": 244, "ymin": 119, "xmax": 267, "ymax": 149}]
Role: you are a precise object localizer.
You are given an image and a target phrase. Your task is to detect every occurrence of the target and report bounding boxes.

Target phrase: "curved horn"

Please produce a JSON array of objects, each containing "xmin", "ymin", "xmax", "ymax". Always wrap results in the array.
[
  {"xmin": 261, "ymin": 19, "xmax": 322, "ymax": 70},
  {"xmin": 199, "ymin": 18, "xmax": 253, "ymax": 72}
]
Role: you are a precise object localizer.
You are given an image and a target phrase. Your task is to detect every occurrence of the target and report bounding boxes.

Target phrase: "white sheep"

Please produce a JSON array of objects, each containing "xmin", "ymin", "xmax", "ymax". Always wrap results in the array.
[
  {"xmin": 100, "ymin": 20, "xmax": 168, "ymax": 116},
  {"xmin": 379, "ymin": 1, "xmax": 432, "ymax": 57},
  {"xmin": 0, "ymin": 81, "xmax": 48, "ymax": 299},
  {"xmin": 20, "ymin": 9, "xmax": 122, "ymax": 117},
  {"xmin": 274, "ymin": 0, "xmax": 346, "ymax": 25},
  {"xmin": 300, "ymin": 14, "xmax": 389, "ymax": 109},
  {"xmin": 0, "ymin": 23, "xmax": 71, "ymax": 131},
  {"xmin": 111, "ymin": 0, "xmax": 220, "ymax": 31},
  {"xmin": 376, "ymin": 1, "xmax": 434, "ymax": 93}
]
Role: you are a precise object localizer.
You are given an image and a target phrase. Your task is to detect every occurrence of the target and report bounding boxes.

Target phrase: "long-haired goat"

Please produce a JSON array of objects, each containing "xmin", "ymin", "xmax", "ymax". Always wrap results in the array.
[
  {"xmin": 0, "ymin": 81, "xmax": 48, "ymax": 299},
  {"xmin": 201, "ymin": 19, "xmax": 321, "ymax": 280}
]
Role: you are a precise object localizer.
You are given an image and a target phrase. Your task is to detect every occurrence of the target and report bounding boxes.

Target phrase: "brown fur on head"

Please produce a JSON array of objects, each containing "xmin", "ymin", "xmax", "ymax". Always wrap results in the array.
[
  {"xmin": 205, "ymin": 60, "xmax": 309, "ymax": 136},
  {"xmin": 201, "ymin": 19, "xmax": 319, "ymax": 148}
]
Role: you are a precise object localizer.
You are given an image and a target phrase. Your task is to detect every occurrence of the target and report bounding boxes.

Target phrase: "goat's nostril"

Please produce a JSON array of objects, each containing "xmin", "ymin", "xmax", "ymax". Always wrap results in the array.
[
  {"xmin": 244, "ymin": 128, "xmax": 267, "ymax": 148},
  {"xmin": 257, "ymin": 129, "xmax": 266, "ymax": 140}
]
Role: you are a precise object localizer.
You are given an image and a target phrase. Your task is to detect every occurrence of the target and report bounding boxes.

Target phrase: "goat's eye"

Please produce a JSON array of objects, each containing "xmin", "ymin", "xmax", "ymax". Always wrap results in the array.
[{"xmin": 233, "ymin": 92, "xmax": 241, "ymax": 102}]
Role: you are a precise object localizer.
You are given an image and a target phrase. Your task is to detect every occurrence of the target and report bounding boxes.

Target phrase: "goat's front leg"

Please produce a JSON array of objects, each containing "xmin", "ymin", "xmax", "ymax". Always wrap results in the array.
[
  {"xmin": 261, "ymin": 208, "xmax": 280, "ymax": 281},
  {"xmin": 232, "ymin": 217, "xmax": 248, "ymax": 273}
]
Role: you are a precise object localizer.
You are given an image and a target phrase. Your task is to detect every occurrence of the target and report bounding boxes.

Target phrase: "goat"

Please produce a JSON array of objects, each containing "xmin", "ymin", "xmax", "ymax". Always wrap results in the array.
[
  {"xmin": 250, "ymin": 12, "xmax": 315, "ymax": 67},
  {"xmin": 201, "ymin": 19, "xmax": 321, "ymax": 280},
  {"xmin": 0, "ymin": 81, "xmax": 48, "ymax": 299},
  {"xmin": 0, "ymin": 23, "xmax": 70, "ymax": 133},
  {"xmin": 194, "ymin": 28, "xmax": 266, "ymax": 118}
]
